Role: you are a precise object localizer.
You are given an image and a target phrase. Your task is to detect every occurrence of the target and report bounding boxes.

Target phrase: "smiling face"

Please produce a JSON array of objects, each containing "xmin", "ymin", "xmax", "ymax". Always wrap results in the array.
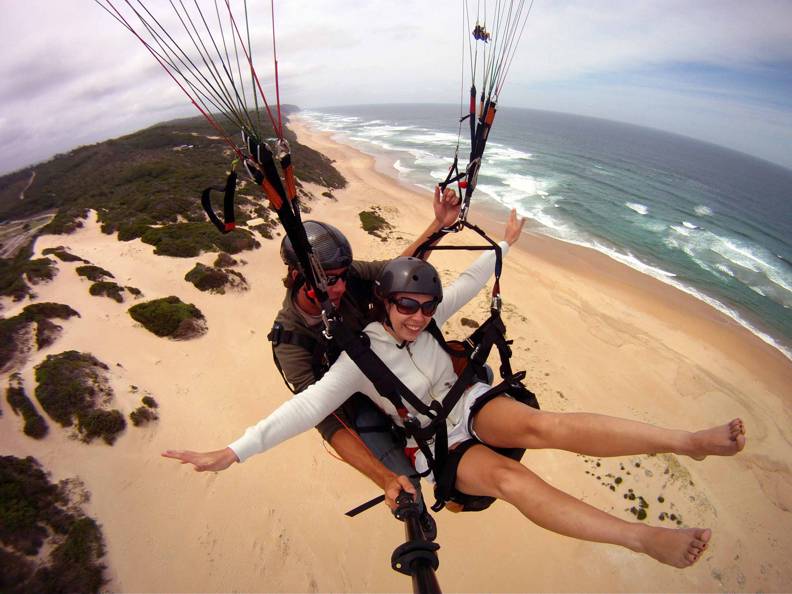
[
  {"xmin": 384, "ymin": 291, "xmax": 439, "ymax": 343},
  {"xmin": 292, "ymin": 266, "xmax": 348, "ymax": 313}
]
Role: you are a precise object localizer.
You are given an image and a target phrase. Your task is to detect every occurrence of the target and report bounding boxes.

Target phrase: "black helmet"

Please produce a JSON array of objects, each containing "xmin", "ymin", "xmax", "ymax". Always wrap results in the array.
[
  {"xmin": 375, "ymin": 257, "xmax": 443, "ymax": 301},
  {"xmin": 280, "ymin": 221, "xmax": 353, "ymax": 270}
]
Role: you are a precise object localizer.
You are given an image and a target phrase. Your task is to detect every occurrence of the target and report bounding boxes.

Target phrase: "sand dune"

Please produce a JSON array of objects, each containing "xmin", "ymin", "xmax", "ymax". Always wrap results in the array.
[{"xmin": 1, "ymin": 118, "xmax": 790, "ymax": 592}]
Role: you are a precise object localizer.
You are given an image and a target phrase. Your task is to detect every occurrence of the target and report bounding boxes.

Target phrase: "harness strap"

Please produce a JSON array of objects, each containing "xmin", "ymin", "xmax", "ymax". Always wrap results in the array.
[
  {"xmin": 332, "ymin": 321, "xmax": 436, "ymax": 419},
  {"xmin": 267, "ymin": 322, "xmax": 329, "ymax": 394},
  {"xmin": 201, "ymin": 170, "xmax": 238, "ymax": 233}
]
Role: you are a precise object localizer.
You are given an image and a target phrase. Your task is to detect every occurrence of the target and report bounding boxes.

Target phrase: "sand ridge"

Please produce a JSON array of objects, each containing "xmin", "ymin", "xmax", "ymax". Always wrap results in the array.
[{"xmin": 0, "ymin": 117, "xmax": 790, "ymax": 592}]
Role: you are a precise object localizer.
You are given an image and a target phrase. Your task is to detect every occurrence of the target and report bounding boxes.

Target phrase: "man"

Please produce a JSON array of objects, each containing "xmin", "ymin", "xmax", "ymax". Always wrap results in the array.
[{"xmin": 268, "ymin": 186, "xmax": 460, "ymax": 533}]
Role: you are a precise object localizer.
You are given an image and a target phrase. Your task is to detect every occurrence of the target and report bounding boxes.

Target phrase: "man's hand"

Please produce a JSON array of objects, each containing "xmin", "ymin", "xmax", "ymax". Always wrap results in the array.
[
  {"xmin": 162, "ymin": 447, "xmax": 239, "ymax": 472},
  {"xmin": 433, "ymin": 185, "xmax": 461, "ymax": 228},
  {"xmin": 384, "ymin": 474, "xmax": 417, "ymax": 510}
]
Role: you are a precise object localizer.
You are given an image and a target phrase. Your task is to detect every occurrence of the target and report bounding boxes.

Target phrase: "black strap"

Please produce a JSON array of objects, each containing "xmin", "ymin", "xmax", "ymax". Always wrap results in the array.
[
  {"xmin": 201, "ymin": 170, "xmax": 237, "ymax": 234},
  {"xmin": 345, "ymin": 494, "xmax": 386, "ymax": 517},
  {"xmin": 332, "ymin": 322, "xmax": 436, "ymax": 420}
]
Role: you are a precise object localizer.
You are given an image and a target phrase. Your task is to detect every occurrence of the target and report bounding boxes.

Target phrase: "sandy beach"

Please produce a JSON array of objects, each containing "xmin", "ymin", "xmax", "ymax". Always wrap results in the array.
[{"xmin": 2, "ymin": 115, "xmax": 791, "ymax": 593}]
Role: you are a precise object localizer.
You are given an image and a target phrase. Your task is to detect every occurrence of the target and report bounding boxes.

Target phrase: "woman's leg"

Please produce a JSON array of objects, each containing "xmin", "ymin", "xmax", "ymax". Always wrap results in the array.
[
  {"xmin": 473, "ymin": 396, "xmax": 745, "ymax": 459},
  {"xmin": 455, "ymin": 444, "xmax": 710, "ymax": 568}
]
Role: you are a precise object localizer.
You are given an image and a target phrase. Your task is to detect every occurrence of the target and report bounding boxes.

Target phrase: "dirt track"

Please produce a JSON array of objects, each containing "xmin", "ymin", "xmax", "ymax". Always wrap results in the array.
[{"xmin": 0, "ymin": 212, "xmax": 57, "ymax": 259}]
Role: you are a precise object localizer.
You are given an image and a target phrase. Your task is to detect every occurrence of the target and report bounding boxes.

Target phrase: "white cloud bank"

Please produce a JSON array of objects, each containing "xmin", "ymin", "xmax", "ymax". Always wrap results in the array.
[{"xmin": 1, "ymin": 0, "xmax": 791, "ymax": 175}]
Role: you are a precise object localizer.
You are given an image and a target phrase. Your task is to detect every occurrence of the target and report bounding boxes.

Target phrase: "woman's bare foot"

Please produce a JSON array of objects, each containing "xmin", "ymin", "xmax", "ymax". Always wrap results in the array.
[
  {"xmin": 686, "ymin": 418, "xmax": 746, "ymax": 461},
  {"xmin": 637, "ymin": 526, "xmax": 711, "ymax": 568}
]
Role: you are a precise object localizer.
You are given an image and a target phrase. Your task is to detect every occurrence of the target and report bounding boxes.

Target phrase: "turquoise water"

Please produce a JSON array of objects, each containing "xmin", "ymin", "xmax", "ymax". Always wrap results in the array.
[{"xmin": 300, "ymin": 104, "xmax": 792, "ymax": 360}]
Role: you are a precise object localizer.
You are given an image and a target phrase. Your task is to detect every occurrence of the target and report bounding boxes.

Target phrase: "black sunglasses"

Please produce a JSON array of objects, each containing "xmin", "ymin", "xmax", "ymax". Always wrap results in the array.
[
  {"xmin": 389, "ymin": 296, "xmax": 439, "ymax": 316},
  {"xmin": 325, "ymin": 269, "xmax": 349, "ymax": 286}
]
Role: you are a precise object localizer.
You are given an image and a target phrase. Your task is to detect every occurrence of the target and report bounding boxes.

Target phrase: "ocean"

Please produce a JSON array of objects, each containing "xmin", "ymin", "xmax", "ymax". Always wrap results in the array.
[{"xmin": 299, "ymin": 104, "xmax": 792, "ymax": 360}]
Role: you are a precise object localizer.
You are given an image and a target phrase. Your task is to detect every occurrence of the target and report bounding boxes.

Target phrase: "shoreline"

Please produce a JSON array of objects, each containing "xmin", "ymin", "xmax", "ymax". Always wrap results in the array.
[
  {"xmin": 290, "ymin": 114, "xmax": 791, "ymax": 393},
  {"xmin": 295, "ymin": 112, "xmax": 792, "ymax": 363}
]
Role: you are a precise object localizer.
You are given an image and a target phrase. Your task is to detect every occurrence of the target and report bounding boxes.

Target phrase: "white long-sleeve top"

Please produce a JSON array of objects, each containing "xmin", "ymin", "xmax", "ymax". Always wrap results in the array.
[{"xmin": 229, "ymin": 241, "xmax": 510, "ymax": 464}]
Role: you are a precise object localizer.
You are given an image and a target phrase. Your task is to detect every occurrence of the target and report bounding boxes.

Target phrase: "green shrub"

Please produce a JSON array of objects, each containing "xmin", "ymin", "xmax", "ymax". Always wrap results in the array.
[
  {"xmin": 34, "ymin": 318, "xmax": 61, "ymax": 349},
  {"xmin": 460, "ymin": 317, "xmax": 480, "ymax": 329},
  {"xmin": 142, "ymin": 395, "xmax": 158, "ymax": 408},
  {"xmin": 359, "ymin": 209, "xmax": 392, "ymax": 238},
  {"xmin": 0, "ymin": 316, "xmax": 30, "ymax": 372},
  {"xmin": 130, "ymin": 406, "xmax": 158, "ymax": 427},
  {"xmin": 185, "ymin": 263, "xmax": 228, "ymax": 292},
  {"xmin": 6, "ymin": 376, "xmax": 48, "ymax": 439},
  {"xmin": 141, "ymin": 222, "xmax": 259, "ymax": 257},
  {"xmin": 214, "ymin": 252, "xmax": 237, "ymax": 267},
  {"xmin": 117, "ymin": 220, "xmax": 153, "ymax": 241},
  {"xmin": 76, "ymin": 409, "xmax": 126, "ymax": 445},
  {"xmin": 0, "ymin": 456, "xmax": 62, "ymax": 555},
  {"xmin": 0, "ymin": 456, "xmax": 108, "ymax": 593},
  {"xmin": 40, "ymin": 209, "xmax": 89, "ymax": 235},
  {"xmin": 89, "ymin": 281, "xmax": 125, "ymax": 303},
  {"xmin": 0, "ymin": 303, "xmax": 79, "ymax": 372},
  {"xmin": 34, "ymin": 351, "xmax": 111, "ymax": 428},
  {"xmin": 76, "ymin": 265, "xmax": 114, "ymax": 282},
  {"xmin": 128, "ymin": 296, "xmax": 206, "ymax": 338},
  {"xmin": 24, "ymin": 258, "xmax": 58, "ymax": 284},
  {"xmin": 0, "ymin": 547, "xmax": 35, "ymax": 592},
  {"xmin": 41, "ymin": 247, "xmax": 85, "ymax": 262},
  {"xmin": 22, "ymin": 302, "xmax": 80, "ymax": 321}
]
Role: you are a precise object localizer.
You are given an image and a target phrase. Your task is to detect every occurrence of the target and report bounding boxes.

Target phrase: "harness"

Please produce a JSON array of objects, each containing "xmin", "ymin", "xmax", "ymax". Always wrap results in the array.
[
  {"xmin": 268, "ymin": 252, "xmax": 540, "ymax": 514},
  {"xmin": 267, "ymin": 274, "xmax": 376, "ymax": 394},
  {"xmin": 329, "ymin": 225, "xmax": 539, "ymax": 513}
]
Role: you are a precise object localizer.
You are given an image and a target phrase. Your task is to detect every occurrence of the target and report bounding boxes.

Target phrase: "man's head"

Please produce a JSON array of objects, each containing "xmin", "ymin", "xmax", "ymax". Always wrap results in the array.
[{"xmin": 281, "ymin": 221, "xmax": 353, "ymax": 309}]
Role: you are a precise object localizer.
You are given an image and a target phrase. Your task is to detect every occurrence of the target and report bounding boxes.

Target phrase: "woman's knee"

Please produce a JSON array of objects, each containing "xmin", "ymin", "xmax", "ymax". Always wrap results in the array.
[
  {"xmin": 482, "ymin": 458, "xmax": 532, "ymax": 501},
  {"xmin": 474, "ymin": 398, "xmax": 547, "ymax": 447},
  {"xmin": 515, "ymin": 409, "xmax": 563, "ymax": 449}
]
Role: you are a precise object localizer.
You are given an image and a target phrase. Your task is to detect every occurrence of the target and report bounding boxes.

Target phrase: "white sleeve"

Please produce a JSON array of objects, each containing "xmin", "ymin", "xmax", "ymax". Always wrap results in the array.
[
  {"xmin": 228, "ymin": 352, "xmax": 368, "ymax": 462},
  {"xmin": 434, "ymin": 240, "xmax": 509, "ymax": 327}
]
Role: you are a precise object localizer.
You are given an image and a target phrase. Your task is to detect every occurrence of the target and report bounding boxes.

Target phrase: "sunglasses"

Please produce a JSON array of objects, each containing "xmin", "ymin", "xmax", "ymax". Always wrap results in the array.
[
  {"xmin": 389, "ymin": 296, "xmax": 439, "ymax": 316},
  {"xmin": 324, "ymin": 269, "xmax": 349, "ymax": 286}
]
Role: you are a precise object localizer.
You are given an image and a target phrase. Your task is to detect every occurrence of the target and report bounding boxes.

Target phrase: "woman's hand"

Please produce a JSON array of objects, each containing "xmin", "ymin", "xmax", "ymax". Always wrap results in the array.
[
  {"xmin": 384, "ymin": 474, "xmax": 417, "ymax": 510},
  {"xmin": 503, "ymin": 208, "xmax": 525, "ymax": 245},
  {"xmin": 162, "ymin": 447, "xmax": 239, "ymax": 472},
  {"xmin": 433, "ymin": 185, "xmax": 461, "ymax": 228}
]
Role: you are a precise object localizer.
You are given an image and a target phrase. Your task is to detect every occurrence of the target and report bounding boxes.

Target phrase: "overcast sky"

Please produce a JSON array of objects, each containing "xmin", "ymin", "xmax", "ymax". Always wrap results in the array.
[{"xmin": 1, "ymin": 0, "xmax": 791, "ymax": 176}]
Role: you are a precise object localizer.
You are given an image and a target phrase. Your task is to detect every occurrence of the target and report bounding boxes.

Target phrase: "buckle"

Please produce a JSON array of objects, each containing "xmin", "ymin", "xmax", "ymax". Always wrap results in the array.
[{"xmin": 268, "ymin": 322, "xmax": 283, "ymax": 346}]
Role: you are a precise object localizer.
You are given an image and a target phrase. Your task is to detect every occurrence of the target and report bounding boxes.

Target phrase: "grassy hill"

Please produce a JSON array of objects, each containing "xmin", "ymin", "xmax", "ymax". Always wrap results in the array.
[{"xmin": 0, "ymin": 107, "xmax": 346, "ymax": 299}]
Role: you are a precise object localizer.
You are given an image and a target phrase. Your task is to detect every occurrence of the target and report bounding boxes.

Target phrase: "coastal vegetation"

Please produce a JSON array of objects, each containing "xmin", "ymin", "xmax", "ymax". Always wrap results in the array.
[
  {"xmin": 88, "ymin": 281, "xmax": 126, "ymax": 303},
  {"xmin": 0, "ymin": 455, "xmax": 108, "ymax": 593},
  {"xmin": 128, "ymin": 296, "xmax": 206, "ymax": 339},
  {"xmin": 130, "ymin": 396, "xmax": 159, "ymax": 427},
  {"xmin": 0, "ymin": 242, "xmax": 58, "ymax": 301},
  {"xmin": 0, "ymin": 302, "xmax": 80, "ymax": 372},
  {"xmin": 41, "ymin": 246, "xmax": 87, "ymax": 263},
  {"xmin": 140, "ymin": 221, "xmax": 259, "ymax": 257},
  {"xmin": 185, "ymin": 262, "xmax": 248, "ymax": 294},
  {"xmin": 214, "ymin": 252, "xmax": 238, "ymax": 267},
  {"xmin": 5, "ymin": 374, "xmax": 48, "ymax": 439},
  {"xmin": 359, "ymin": 207, "xmax": 392, "ymax": 239},
  {"xmin": 0, "ymin": 109, "xmax": 345, "ymax": 298},
  {"xmin": 34, "ymin": 351, "xmax": 126, "ymax": 445},
  {"xmin": 76, "ymin": 264, "xmax": 113, "ymax": 281}
]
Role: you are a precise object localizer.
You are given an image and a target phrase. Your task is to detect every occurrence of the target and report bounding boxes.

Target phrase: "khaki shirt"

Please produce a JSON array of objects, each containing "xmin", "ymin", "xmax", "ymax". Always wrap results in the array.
[{"xmin": 271, "ymin": 260, "xmax": 387, "ymax": 441}]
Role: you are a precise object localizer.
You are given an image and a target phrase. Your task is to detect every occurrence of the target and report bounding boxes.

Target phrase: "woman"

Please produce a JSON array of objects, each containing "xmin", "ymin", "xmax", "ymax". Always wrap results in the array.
[{"xmin": 164, "ymin": 210, "xmax": 745, "ymax": 569}]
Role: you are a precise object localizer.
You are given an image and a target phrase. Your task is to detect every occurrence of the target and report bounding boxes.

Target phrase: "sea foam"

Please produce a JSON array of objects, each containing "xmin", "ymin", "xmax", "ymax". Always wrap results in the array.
[{"xmin": 626, "ymin": 202, "xmax": 649, "ymax": 215}]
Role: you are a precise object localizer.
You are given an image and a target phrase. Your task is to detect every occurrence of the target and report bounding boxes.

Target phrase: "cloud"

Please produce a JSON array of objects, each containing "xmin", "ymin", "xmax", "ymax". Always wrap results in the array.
[{"xmin": 1, "ymin": 0, "xmax": 791, "ymax": 174}]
